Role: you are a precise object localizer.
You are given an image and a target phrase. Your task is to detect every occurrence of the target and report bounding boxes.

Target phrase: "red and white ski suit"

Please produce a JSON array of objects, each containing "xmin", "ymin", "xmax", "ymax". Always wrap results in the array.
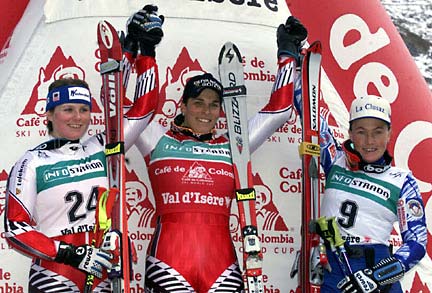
[
  {"xmin": 127, "ymin": 54, "xmax": 298, "ymax": 292},
  {"xmin": 4, "ymin": 52, "xmax": 156, "ymax": 292}
]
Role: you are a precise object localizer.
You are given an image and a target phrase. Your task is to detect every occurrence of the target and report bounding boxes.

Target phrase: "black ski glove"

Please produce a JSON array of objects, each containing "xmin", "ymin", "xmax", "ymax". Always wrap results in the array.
[
  {"xmin": 337, "ymin": 257, "xmax": 404, "ymax": 293},
  {"xmin": 122, "ymin": 33, "xmax": 139, "ymax": 58},
  {"xmin": 55, "ymin": 242, "xmax": 113, "ymax": 279},
  {"xmin": 277, "ymin": 16, "xmax": 308, "ymax": 62},
  {"xmin": 127, "ymin": 5, "xmax": 164, "ymax": 57}
]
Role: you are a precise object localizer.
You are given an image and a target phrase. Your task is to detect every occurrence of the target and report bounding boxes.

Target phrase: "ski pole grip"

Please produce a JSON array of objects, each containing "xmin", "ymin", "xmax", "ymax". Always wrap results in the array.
[
  {"xmin": 316, "ymin": 216, "xmax": 335, "ymax": 248},
  {"xmin": 328, "ymin": 217, "xmax": 345, "ymax": 248}
]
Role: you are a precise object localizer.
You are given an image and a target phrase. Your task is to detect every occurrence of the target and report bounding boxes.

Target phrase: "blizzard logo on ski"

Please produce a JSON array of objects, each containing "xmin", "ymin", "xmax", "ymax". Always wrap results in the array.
[
  {"xmin": 330, "ymin": 171, "xmax": 390, "ymax": 200},
  {"xmin": 231, "ymin": 97, "xmax": 242, "ymax": 135},
  {"xmin": 225, "ymin": 48, "xmax": 235, "ymax": 62},
  {"xmin": 43, "ymin": 159, "xmax": 104, "ymax": 181}
]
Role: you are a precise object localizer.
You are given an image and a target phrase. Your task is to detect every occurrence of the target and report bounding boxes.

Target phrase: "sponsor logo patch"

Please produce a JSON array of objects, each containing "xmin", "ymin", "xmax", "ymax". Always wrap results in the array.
[{"xmin": 407, "ymin": 199, "xmax": 424, "ymax": 218}]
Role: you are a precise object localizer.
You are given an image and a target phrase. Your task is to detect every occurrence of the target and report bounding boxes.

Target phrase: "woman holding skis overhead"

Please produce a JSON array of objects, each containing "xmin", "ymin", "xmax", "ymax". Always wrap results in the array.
[
  {"xmin": 124, "ymin": 7, "xmax": 308, "ymax": 293},
  {"xmin": 3, "ymin": 8, "xmax": 163, "ymax": 292}
]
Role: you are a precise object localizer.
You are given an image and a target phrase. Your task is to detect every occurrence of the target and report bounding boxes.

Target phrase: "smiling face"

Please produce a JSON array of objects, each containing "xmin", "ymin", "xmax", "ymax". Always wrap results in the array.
[
  {"xmin": 349, "ymin": 118, "xmax": 391, "ymax": 163},
  {"xmin": 180, "ymin": 88, "xmax": 221, "ymax": 134},
  {"xmin": 46, "ymin": 103, "xmax": 91, "ymax": 140}
]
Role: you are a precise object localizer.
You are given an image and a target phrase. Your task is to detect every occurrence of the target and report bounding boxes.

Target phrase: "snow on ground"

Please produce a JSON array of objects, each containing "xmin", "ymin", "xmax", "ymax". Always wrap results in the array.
[{"xmin": 381, "ymin": 0, "xmax": 432, "ymax": 88}]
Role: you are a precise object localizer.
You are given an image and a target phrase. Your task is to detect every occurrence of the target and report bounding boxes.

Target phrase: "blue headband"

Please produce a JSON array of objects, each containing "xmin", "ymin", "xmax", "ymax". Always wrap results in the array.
[{"xmin": 46, "ymin": 85, "xmax": 92, "ymax": 112}]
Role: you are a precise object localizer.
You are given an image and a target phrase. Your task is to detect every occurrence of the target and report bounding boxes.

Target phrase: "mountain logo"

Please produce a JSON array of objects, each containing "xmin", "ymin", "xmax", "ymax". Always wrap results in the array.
[
  {"xmin": 21, "ymin": 46, "xmax": 101, "ymax": 117},
  {"xmin": 15, "ymin": 47, "xmax": 104, "ymax": 138},
  {"xmin": 181, "ymin": 161, "xmax": 213, "ymax": 185}
]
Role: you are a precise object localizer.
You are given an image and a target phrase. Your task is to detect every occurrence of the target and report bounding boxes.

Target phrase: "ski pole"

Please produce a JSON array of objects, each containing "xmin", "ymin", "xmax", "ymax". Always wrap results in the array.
[
  {"xmin": 327, "ymin": 217, "xmax": 352, "ymax": 275},
  {"xmin": 316, "ymin": 216, "xmax": 352, "ymax": 276},
  {"xmin": 83, "ymin": 187, "xmax": 118, "ymax": 293}
]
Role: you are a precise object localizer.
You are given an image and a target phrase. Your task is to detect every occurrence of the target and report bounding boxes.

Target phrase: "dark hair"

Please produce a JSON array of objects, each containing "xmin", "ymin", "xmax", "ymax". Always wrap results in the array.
[{"xmin": 46, "ymin": 78, "xmax": 90, "ymax": 133}]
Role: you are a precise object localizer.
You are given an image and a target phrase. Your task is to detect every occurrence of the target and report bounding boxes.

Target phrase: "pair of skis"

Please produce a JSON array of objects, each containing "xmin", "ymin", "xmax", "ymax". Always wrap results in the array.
[
  {"xmin": 218, "ymin": 40, "xmax": 324, "ymax": 293},
  {"xmin": 218, "ymin": 42, "xmax": 264, "ymax": 293},
  {"xmin": 83, "ymin": 21, "xmax": 131, "ymax": 292},
  {"xmin": 297, "ymin": 41, "xmax": 324, "ymax": 292}
]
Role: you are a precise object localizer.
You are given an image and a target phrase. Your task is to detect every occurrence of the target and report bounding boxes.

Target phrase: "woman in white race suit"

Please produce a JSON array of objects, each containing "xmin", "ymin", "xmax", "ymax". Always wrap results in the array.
[
  {"xmin": 3, "ymin": 13, "xmax": 161, "ymax": 292},
  {"xmin": 312, "ymin": 96, "xmax": 428, "ymax": 293}
]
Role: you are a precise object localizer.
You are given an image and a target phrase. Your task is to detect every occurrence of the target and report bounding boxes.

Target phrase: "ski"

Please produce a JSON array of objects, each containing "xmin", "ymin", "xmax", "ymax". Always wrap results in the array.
[
  {"xmin": 96, "ymin": 20, "xmax": 130, "ymax": 292},
  {"xmin": 218, "ymin": 41, "xmax": 263, "ymax": 293},
  {"xmin": 298, "ymin": 40, "xmax": 324, "ymax": 293}
]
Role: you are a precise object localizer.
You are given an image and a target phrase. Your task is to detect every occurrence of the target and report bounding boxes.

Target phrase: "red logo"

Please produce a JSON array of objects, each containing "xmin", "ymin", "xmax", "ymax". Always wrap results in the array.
[
  {"xmin": 15, "ymin": 46, "xmax": 105, "ymax": 139},
  {"xmin": 20, "ymin": 46, "xmax": 102, "ymax": 117},
  {"xmin": 125, "ymin": 168, "xmax": 155, "ymax": 228},
  {"xmin": 157, "ymin": 47, "xmax": 206, "ymax": 119}
]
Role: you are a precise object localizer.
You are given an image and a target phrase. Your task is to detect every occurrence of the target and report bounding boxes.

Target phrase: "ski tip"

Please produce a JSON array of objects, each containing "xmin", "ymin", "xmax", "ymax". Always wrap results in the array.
[
  {"xmin": 308, "ymin": 40, "xmax": 322, "ymax": 54},
  {"xmin": 97, "ymin": 20, "xmax": 117, "ymax": 50},
  {"xmin": 218, "ymin": 41, "xmax": 242, "ymax": 64},
  {"xmin": 97, "ymin": 20, "xmax": 122, "ymax": 62}
]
